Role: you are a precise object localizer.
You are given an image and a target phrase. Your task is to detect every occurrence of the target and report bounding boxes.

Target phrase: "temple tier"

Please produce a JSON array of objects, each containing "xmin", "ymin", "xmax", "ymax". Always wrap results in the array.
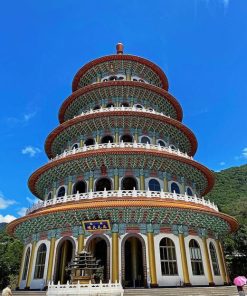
[{"xmin": 7, "ymin": 44, "xmax": 238, "ymax": 290}]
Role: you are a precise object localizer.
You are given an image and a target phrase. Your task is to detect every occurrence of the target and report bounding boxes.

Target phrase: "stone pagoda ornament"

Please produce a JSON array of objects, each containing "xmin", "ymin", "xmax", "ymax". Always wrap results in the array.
[{"xmin": 7, "ymin": 43, "xmax": 238, "ymax": 291}]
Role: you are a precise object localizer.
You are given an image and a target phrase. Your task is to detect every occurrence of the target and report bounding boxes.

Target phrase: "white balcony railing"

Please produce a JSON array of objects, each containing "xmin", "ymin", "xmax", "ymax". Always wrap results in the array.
[
  {"xmin": 47, "ymin": 280, "xmax": 124, "ymax": 296},
  {"xmin": 26, "ymin": 189, "xmax": 218, "ymax": 215},
  {"xmin": 74, "ymin": 105, "xmax": 172, "ymax": 120},
  {"xmin": 49, "ymin": 142, "xmax": 193, "ymax": 163}
]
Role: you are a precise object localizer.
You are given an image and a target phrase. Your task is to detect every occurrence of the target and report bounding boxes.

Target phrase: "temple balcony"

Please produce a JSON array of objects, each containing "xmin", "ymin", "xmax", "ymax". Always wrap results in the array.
[
  {"xmin": 26, "ymin": 189, "xmax": 218, "ymax": 215},
  {"xmin": 49, "ymin": 141, "xmax": 193, "ymax": 163}
]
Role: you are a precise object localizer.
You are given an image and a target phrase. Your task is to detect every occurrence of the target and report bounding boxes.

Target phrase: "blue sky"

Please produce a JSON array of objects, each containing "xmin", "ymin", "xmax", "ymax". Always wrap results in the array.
[{"xmin": 0, "ymin": 0, "xmax": 246, "ymax": 222}]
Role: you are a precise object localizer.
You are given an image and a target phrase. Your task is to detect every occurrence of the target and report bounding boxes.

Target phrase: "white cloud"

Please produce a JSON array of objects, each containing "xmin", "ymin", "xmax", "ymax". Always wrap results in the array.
[
  {"xmin": 22, "ymin": 146, "xmax": 41, "ymax": 157},
  {"xmin": 0, "ymin": 192, "xmax": 16, "ymax": 209},
  {"xmin": 223, "ymin": 0, "xmax": 229, "ymax": 9},
  {"xmin": 220, "ymin": 161, "xmax": 226, "ymax": 166},
  {"xmin": 0, "ymin": 214, "xmax": 16, "ymax": 223},
  {"xmin": 26, "ymin": 197, "xmax": 38, "ymax": 204},
  {"xmin": 17, "ymin": 207, "xmax": 27, "ymax": 216},
  {"xmin": 24, "ymin": 112, "xmax": 36, "ymax": 122},
  {"xmin": 5, "ymin": 112, "xmax": 37, "ymax": 127},
  {"xmin": 242, "ymin": 147, "xmax": 247, "ymax": 159}
]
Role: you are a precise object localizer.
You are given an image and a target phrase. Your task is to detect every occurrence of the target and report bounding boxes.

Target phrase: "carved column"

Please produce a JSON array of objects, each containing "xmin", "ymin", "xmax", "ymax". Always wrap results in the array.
[
  {"xmin": 199, "ymin": 229, "xmax": 214, "ymax": 286},
  {"xmin": 173, "ymin": 224, "xmax": 191, "ymax": 286},
  {"xmin": 17, "ymin": 247, "xmax": 26, "ymax": 289},
  {"xmin": 46, "ymin": 233, "xmax": 56, "ymax": 285},
  {"xmin": 26, "ymin": 239, "xmax": 37, "ymax": 289},
  {"xmin": 215, "ymin": 238, "xmax": 227, "ymax": 284},
  {"xmin": 111, "ymin": 224, "xmax": 119, "ymax": 283},
  {"xmin": 147, "ymin": 224, "xmax": 158, "ymax": 287},
  {"xmin": 114, "ymin": 169, "xmax": 119, "ymax": 190}
]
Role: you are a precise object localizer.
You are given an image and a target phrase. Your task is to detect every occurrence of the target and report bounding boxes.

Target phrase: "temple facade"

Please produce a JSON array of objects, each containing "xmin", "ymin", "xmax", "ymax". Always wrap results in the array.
[{"xmin": 7, "ymin": 44, "xmax": 238, "ymax": 289}]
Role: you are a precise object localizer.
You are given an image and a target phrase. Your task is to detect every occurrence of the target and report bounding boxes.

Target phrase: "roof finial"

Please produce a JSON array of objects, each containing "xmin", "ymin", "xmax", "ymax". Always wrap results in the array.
[{"xmin": 116, "ymin": 43, "xmax": 124, "ymax": 55}]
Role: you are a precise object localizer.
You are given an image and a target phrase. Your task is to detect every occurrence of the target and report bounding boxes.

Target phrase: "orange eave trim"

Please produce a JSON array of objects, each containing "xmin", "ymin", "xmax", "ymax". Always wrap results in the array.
[
  {"xmin": 72, "ymin": 54, "xmax": 169, "ymax": 91},
  {"xmin": 46, "ymin": 111, "xmax": 197, "ymax": 158},
  {"xmin": 29, "ymin": 148, "xmax": 214, "ymax": 197},
  {"xmin": 7, "ymin": 198, "xmax": 239, "ymax": 235},
  {"xmin": 59, "ymin": 81, "xmax": 183, "ymax": 123}
]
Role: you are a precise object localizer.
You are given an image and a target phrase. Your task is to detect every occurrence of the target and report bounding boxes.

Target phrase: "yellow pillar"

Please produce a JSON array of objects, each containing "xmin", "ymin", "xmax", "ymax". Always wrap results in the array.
[
  {"xmin": 67, "ymin": 180, "xmax": 73, "ymax": 195},
  {"xmin": 46, "ymin": 237, "xmax": 56, "ymax": 284},
  {"xmin": 77, "ymin": 234, "xmax": 85, "ymax": 253},
  {"xmin": 147, "ymin": 232, "xmax": 158, "ymax": 287},
  {"xmin": 178, "ymin": 234, "xmax": 191, "ymax": 286},
  {"xmin": 60, "ymin": 240, "xmax": 68, "ymax": 284},
  {"xmin": 140, "ymin": 175, "xmax": 145, "ymax": 190},
  {"xmin": 115, "ymin": 130, "xmax": 119, "ymax": 143},
  {"xmin": 163, "ymin": 176, "xmax": 168, "ymax": 192},
  {"xmin": 220, "ymin": 242, "xmax": 230, "ymax": 284},
  {"xmin": 202, "ymin": 237, "xmax": 215, "ymax": 286},
  {"xmin": 114, "ymin": 174, "xmax": 119, "ymax": 190},
  {"xmin": 17, "ymin": 247, "xmax": 26, "ymax": 288},
  {"xmin": 89, "ymin": 176, "xmax": 94, "ymax": 191},
  {"xmin": 112, "ymin": 232, "xmax": 119, "ymax": 283},
  {"xmin": 152, "ymin": 135, "xmax": 156, "ymax": 145},
  {"xmin": 96, "ymin": 134, "xmax": 100, "ymax": 143},
  {"xmin": 80, "ymin": 139, "xmax": 84, "ymax": 147},
  {"xmin": 216, "ymin": 239, "xmax": 227, "ymax": 284},
  {"xmin": 26, "ymin": 241, "xmax": 37, "ymax": 288},
  {"xmin": 126, "ymin": 72, "xmax": 131, "ymax": 81},
  {"xmin": 134, "ymin": 131, "xmax": 138, "ymax": 142}
]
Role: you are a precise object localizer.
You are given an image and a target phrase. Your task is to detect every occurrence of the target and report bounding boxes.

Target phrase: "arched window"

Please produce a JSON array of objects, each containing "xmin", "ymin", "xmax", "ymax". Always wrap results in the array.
[
  {"xmin": 109, "ymin": 76, "xmax": 117, "ymax": 81},
  {"xmin": 93, "ymin": 105, "xmax": 100, "ymax": 110},
  {"xmin": 189, "ymin": 239, "xmax": 204, "ymax": 275},
  {"xmin": 118, "ymin": 76, "xmax": 124, "ymax": 80},
  {"xmin": 73, "ymin": 181, "xmax": 87, "ymax": 194},
  {"xmin": 120, "ymin": 102, "xmax": 129, "ymax": 107},
  {"xmin": 159, "ymin": 238, "xmax": 178, "ymax": 275},
  {"xmin": 122, "ymin": 177, "xmax": 138, "ymax": 190},
  {"xmin": 22, "ymin": 247, "xmax": 30, "ymax": 280},
  {"xmin": 34, "ymin": 244, "xmax": 47, "ymax": 279},
  {"xmin": 47, "ymin": 192, "xmax": 52, "ymax": 200},
  {"xmin": 187, "ymin": 187, "xmax": 193, "ymax": 196},
  {"xmin": 170, "ymin": 145, "xmax": 176, "ymax": 150},
  {"xmin": 158, "ymin": 140, "xmax": 166, "ymax": 147},
  {"xmin": 121, "ymin": 134, "xmax": 133, "ymax": 143},
  {"xmin": 134, "ymin": 104, "xmax": 143, "ymax": 109},
  {"xmin": 209, "ymin": 242, "xmax": 220, "ymax": 275},
  {"xmin": 149, "ymin": 179, "xmax": 161, "ymax": 191},
  {"xmin": 103, "ymin": 78, "xmax": 108, "ymax": 82},
  {"xmin": 106, "ymin": 103, "xmax": 114, "ymax": 107},
  {"xmin": 139, "ymin": 79, "xmax": 145, "ymax": 83},
  {"xmin": 95, "ymin": 178, "xmax": 112, "ymax": 191},
  {"xmin": 57, "ymin": 186, "xmax": 65, "ymax": 197},
  {"xmin": 101, "ymin": 135, "xmax": 114, "ymax": 144},
  {"xmin": 72, "ymin": 143, "xmax": 79, "ymax": 150},
  {"xmin": 141, "ymin": 136, "xmax": 151, "ymax": 144},
  {"xmin": 171, "ymin": 182, "xmax": 180, "ymax": 194},
  {"xmin": 84, "ymin": 138, "xmax": 95, "ymax": 146}
]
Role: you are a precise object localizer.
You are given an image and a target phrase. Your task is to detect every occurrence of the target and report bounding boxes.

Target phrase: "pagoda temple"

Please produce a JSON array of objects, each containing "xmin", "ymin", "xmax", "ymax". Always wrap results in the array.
[{"xmin": 7, "ymin": 43, "xmax": 238, "ymax": 289}]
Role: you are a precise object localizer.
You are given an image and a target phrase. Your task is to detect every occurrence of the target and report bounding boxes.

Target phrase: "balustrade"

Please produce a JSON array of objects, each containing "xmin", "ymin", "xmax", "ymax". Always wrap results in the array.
[
  {"xmin": 49, "ymin": 142, "xmax": 193, "ymax": 162},
  {"xmin": 26, "ymin": 189, "xmax": 218, "ymax": 215}
]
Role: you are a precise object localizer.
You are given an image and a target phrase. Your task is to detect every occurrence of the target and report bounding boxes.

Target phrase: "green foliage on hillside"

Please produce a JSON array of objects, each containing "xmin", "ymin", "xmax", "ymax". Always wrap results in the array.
[
  {"xmin": 206, "ymin": 164, "xmax": 247, "ymax": 279},
  {"xmin": 0, "ymin": 224, "xmax": 23, "ymax": 289}
]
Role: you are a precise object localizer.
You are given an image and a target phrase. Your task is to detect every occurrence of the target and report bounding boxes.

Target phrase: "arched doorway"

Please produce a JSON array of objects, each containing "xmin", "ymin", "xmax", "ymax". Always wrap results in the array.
[
  {"xmin": 55, "ymin": 239, "xmax": 74, "ymax": 284},
  {"xmin": 122, "ymin": 177, "xmax": 138, "ymax": 190},
  {"xmin": 73, "ymin": 180, "xmax": 87, "ymax": 194},
  {"xmin": 86, "ymin": 236, "xmax": 110, "ymax": 282},
  {"xmin": 122, "ymin": 235, "xmax": 146, "ymax": 288},
  {"xmin": 101, "ymin": 135, "xmax": 114, "ymax": 144},
  {"xmin": 84, "ymin": 138, "xmax": 95, "ymax": 146},
  {"xmin": 121, "ymin": 134, "xmax": 133, "ymax": 143},
  {"xmin": 95, "ymin": 178, "xmax": 112, "ymax": 191}
]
